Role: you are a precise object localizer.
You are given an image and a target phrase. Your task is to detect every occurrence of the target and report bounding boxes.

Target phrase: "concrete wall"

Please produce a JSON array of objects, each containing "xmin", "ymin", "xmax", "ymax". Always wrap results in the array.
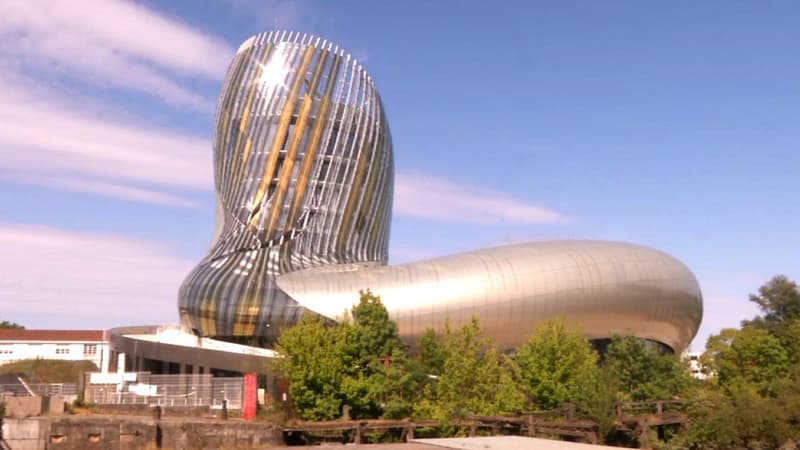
[
  {"xmin": 159, "ymin": 420, "xmax": 283, "ymax": 450},
  {"xmin": 3, "ymin": 395, "xmax": 68, "ymax": 418},
  {"xmin": 42, "ymin": 395, "xmax": 66, "ymax": 415},
  {"xmin": 49, "ymin": 417, "xmax": 156, "ymax": 450},
  {"xmin": 3, "ymin": 416, "xmax": 283, "ymax": 450},
  {"xmin": 3, "ymin": 396, "xmax": 42, "ymax": 418},
  {"xmin": 94, "ymin": 404, "xmax": 212, "ymax": 418},
  {"xmin": 1, "ymin": 417, "xmax": 49, "ymax": 450}
]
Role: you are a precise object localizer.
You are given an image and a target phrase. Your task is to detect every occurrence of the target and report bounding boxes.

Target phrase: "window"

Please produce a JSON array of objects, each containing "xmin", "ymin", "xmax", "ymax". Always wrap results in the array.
[
  {"xmin": 56, "ymin": 347, "xmax": 70, "ymax": 355},
  {"xmin": 84, "ymin": 344, "xmax": 97, "ymax": 355}
]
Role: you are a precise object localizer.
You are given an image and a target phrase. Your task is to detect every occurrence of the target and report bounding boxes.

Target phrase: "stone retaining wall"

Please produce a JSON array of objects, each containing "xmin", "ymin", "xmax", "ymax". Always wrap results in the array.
[
  {"xmin": 93, "ymin": 404, "xmax": 213, "ymax": 418},
  {"xmin": 2, "ymin": 395, "xmax": 69, "ymax": 418},
  {"xmin": 3, "ymin": 416, "xmax": 282, "ymax": 450},
  {"xmin": 1, "ymin": 417, "xmax": 49, "ymax": 450}
]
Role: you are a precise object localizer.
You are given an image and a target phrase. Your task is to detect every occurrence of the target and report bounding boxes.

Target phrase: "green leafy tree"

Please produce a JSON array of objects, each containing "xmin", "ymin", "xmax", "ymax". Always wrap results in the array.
[
  {"xmin": 604, "ymin": 335, "xmax": 691, "ymax": 401},
  {"xmin": 416, "ymin": 328, "xmax": 446, "ymax": 377},
  {"xmin": 274, "ymin": 291, "xmax": 414, "ymax": 420},
  {"xmin": 405, "ymin": 328, "xmax": 447, "ymax": 415},
  {"xmin": 671, "ymin": 386, "xmax": 742, "ymax": 450},
  {"xmin": 348, "ymin": 292, "xmax": 404, "ymax": 356},
  {"xmin": 779, "ymin": 318, "xmax": 800, "ymax": 366},
  {"xmin": 274, "ymin": 315, "xmax": 346, "ymax": 420},
  {"xmin": 414, "ymin": 318, "xmax": 525, "ymax": 421},
  {"xmin": 0, "ymin": 321, "xmax": 23, "ymax": 329},
  {"xmin": 673, "ymin": 383, "xmax": 800, "ymax": 449},
  {"xmin": 700, "ymin": 327, "xmax": 739, "ymax": 378},
  {"xmin": 516, "ymin": 319, "xmax": 600, "ymax": 410},
  {"xmin": 338, "ymin": 291, "xmax": 414, "ymax": 419},
  {"xmin": 710, "ymin": 326, "xmax": 790, "ymax": 396},
  {"xmin": 669, "ymin": 275, "xmax": 800, "ymax": 449},
  {"xmin": 743, "ymin": 276, "xmax": 800, "ymax": 370},
  {"xmin": 744, "ymin": 275, "xmax": 800, "ymax": 329}
]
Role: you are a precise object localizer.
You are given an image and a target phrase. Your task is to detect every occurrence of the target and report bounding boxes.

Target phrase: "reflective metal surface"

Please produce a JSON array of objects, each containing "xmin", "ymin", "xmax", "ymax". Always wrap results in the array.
[
  {"xmin": 179, "ymin": 31, "xmax": 703, "ymax": 352},
  {"xmin": 277, "ymin": 241, "xmax": 702, "ymax": 352},
  {"xmin": 178, "ymin": 31, "xmax": 392, "ymax": 339}
]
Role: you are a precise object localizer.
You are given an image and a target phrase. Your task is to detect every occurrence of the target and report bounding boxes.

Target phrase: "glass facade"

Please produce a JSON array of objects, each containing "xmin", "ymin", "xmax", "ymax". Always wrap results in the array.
[{"xmin": 178, "ymin": 31, "xmax": 393, "ymax": 340}]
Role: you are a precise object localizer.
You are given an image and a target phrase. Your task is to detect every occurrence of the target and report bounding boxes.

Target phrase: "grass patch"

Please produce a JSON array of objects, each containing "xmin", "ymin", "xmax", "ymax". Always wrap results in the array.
[{"xmin": 0, "ymin": 359, "xmax": 98, "ymax": 383}]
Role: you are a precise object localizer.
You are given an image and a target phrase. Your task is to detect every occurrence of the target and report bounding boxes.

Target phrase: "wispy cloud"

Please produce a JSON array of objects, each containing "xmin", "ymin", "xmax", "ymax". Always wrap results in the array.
[
  {"xmin": 0, "ymin": 1, "xmax": 565, "ymax": 222},
  {"xmin": 0, "ymin": 0, "xmax": 233, "ymax": 109},
  {"xmin": 0, "ymin": 69, "xmax": 565, "ymax": 219},
  {"xmin": 3, "ymin": 173, "xmax": 200, "ymax": 209},
  {"xmin": 0, "ymin": 0, "xmax": 224, "ymax": 205},
  {"xmin": 0, "ymin": 223, "xmax": 194, "ymax": 328},
  {"xmin": 0, "ymin": 73, "xmax": 211, "ymax": 206},
  {"xmin": 394, "ymin": 172, "xmax": 566, "ymax": 225}
]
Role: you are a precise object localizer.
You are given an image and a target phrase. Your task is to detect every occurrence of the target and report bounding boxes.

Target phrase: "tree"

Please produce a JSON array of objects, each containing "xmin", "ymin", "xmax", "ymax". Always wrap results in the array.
[
  {"xmin": 274, "ymin": 291, "xmax": 414, "ymax": 420},
  {"xmin": 0, "ymin": 321, "xmax": 23, "ymax": 329},
  {"xmin": 338, "ymin": 291, "xmax": 413, "ymax": 419},
  {"xmin": 743, "ymin": 276, "xmax": 800, "ymax": 369},
  {"xmin": 700, "ymin": 327, "xmax": 739, "ymax": 378},
  {"xmin": 745, "ymin": 275, "xmax": 800, "ymax": 329},
  {"xmin": 710, "ymin": 326, "xmax": 790, "ymax": 396},
  {"xmin": 346, "ymin": 291, "xmax": 405, "ymax": 362},
  {"xmin": 778, "ymin": 318, "xmax": 800, "ymax": 366},
  {"xmin": 274, "ymin": 314, "xmax": 346, "ymax": 420},
  {"xmin": 516, "ymin": 319, "xmax": 600, "ymax": 410},
  {"xmin": 671, "ymin": 386, "xmax": 745, "ymax": 450},
  {"xmin": 414, "ymin": 318, "xmax": 525, "ymax": 421},
  {"xmin": 416, "ymin": 328, "xmax": 446, "ymax": 377},
  {"xmin": 604, "ymin": 335, "xmax": 691, "ymax": 401},
  {"xmin": 673, "ymin": 382, "xmax": 800, "ymax": 449},
  {"xmin": 668, "ymin": 275, "xmax": 800, "ymax": 449}
]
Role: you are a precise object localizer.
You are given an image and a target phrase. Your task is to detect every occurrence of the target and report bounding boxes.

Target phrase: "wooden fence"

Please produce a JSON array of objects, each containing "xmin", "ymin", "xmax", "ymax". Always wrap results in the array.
[{"xmin": 282, "ymin": 400, "xmax": 688, "ymax": 446}]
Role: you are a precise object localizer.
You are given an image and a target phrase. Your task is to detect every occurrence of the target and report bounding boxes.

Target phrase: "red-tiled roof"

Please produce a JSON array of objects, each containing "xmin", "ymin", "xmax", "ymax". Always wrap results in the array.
[{"xmin": 0, "ymin": 329, "xmax": 106, "ymax": 342}]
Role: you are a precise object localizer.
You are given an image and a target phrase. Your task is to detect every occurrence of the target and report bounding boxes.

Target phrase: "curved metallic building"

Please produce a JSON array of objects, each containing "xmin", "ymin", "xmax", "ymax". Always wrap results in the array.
[
  {"xmin": 179, "ymin": 31, "xmax": 703, "ymax": 352},
  {"xmin": 179, "ymin": 31, "xmax": 392, "ymax": 339},
  {"xmin": 277, "ymin": 241, "xmax": 702, "ymax": 352}
]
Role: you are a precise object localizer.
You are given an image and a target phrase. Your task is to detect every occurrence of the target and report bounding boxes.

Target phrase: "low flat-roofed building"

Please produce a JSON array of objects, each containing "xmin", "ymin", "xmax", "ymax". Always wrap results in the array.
[
  {"xmin": 684, "ymin": 351, "xmax": 710, "ymax": 380},
  {"xmin": 107, "ymin": 325, "xmax": 280, "ymax": 405},
  {"xmin": 108, "ymin": 325, "xmax": 276, "ymax": 376},
  {"xmin": 0, "ymin": 329, "xmax": 110, "ymax": 372}
]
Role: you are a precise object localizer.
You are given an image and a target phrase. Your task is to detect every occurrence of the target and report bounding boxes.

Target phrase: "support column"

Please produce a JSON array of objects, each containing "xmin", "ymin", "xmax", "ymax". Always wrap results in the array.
[{"xmin": 117, "ymin": 353, "xmax": 126, "ymax": 373}]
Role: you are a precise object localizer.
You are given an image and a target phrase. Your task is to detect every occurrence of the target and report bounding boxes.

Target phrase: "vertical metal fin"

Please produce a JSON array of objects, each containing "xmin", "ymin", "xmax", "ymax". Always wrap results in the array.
[{"xmin": 248, "ymin": 45, "xmax": 317, "ymax": 232}]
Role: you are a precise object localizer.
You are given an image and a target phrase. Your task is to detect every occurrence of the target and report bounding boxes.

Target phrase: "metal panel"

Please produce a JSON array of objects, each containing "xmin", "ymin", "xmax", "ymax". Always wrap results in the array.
[
  {"xmin": 276, "ymin": 241, "xmax": 703, "ymax": 352},
  {"xmin": 178, "ymin": 32, "xmax": 393, "ymax": 341}
]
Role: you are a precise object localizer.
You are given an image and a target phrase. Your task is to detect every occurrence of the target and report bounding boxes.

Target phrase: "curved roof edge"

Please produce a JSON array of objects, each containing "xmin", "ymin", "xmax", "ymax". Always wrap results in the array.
[{"xmin": 278, "ymin": 240, "xmax": 703, "ymax": 352}]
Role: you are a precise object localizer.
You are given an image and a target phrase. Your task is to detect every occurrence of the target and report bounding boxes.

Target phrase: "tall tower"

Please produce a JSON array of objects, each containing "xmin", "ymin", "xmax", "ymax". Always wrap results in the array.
[{"xmin": 179, "ymin": 31, "xmax": 394, "ymax": 340}]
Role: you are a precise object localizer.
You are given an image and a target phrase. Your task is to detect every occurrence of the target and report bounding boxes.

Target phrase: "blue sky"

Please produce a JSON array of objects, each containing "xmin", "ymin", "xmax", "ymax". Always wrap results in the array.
[{"xmin": 0, "ymin": 0, "xmax": 797, "ymax": 350}]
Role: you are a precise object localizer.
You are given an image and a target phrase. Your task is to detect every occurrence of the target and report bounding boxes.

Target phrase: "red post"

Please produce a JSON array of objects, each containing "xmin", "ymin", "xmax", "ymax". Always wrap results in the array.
[{"xmin": 242, "ymin": 373, "xmax": 257, "ymax": 420}]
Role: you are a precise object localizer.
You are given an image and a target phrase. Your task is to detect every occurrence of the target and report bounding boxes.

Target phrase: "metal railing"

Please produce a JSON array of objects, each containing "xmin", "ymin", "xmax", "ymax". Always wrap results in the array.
[
  {"xmin": 28, "ymin": 383, "xmax": 77, "ymax": 396},
  {"xmin": 1, "ymin": 382, "xmax": 78, "ymax": 397},
  {"xmin": 83, "ymin": 373, "xmax": 243, "ymax": 410},
  {"xmin": 0, "ymin": 383, "xmax": 30, "ymax": 397}
]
